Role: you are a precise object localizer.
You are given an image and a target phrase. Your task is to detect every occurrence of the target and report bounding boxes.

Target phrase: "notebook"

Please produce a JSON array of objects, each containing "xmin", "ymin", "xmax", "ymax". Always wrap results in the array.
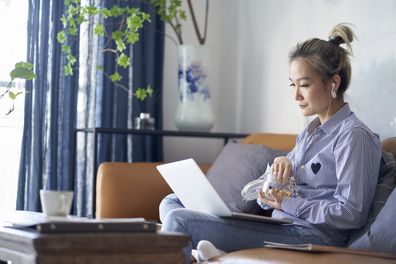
[
  {"xmin": 156, "ymin": 158, "xmax": 292, "ymax": 224},
  {"xmin": 0, "ymin": 210, "xmax": 156, "ymax": 233}
]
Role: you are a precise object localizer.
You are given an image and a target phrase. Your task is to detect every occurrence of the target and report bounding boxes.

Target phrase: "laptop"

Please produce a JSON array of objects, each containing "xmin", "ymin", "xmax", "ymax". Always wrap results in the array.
[{"xmin": 156, "ymin": 158, "xmax": 292, "ymax": 224}]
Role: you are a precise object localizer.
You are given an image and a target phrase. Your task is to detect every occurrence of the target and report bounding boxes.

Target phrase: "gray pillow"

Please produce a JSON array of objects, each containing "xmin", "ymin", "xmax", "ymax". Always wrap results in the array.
[
  {"xmin": 348, "ymin": 185, "xmax": 396, "ymax": 253},
  {"xmin": 347, "ymin": 150, "xmax": 396, "ymax": 247},
  {"xmin": 206, "ymin": 142, "xmax": 287, "ymax": 214}
]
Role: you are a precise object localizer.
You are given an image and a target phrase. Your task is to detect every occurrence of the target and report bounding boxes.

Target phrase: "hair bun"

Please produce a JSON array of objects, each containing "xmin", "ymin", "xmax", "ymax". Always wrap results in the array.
[
  {"xmin": 328, "ymin": 23, "xmax": 355, "ymax": 52},
  {"xmin": 328, "ymin": 36, "xmax": 344, "ymax": 45}
]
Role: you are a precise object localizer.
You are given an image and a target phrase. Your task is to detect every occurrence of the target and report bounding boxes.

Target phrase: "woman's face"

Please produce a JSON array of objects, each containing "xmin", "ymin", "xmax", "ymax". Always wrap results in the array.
[{"xmin": 289, "ymin": 58, "xmax": 332, "ymax": 119}]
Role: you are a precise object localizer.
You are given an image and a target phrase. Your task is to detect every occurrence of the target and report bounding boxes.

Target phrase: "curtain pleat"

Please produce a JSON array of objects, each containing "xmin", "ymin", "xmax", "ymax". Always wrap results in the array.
[{"xmin": 17, "ymin": 0, "xmax": 164, "ymax": 217}]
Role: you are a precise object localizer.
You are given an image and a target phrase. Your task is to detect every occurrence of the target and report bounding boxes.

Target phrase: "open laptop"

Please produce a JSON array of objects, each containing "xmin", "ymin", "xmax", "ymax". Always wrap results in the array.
[{"xmin": 156, "ymin": 158, "xmax": 292, "ymax": 224}]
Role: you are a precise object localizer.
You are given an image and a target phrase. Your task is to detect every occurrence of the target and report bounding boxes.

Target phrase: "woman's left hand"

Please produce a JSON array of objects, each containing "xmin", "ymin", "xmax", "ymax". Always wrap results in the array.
[{"xmin": 258, "ymin": 189, "xmax": 286, "ymax": 210}]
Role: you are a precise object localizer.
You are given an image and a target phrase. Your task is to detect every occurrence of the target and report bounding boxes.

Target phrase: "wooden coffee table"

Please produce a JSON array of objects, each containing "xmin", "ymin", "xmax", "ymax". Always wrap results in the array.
[{"xmin": 0, "ymin": 226, "xmax": 189, "ymax": 264}]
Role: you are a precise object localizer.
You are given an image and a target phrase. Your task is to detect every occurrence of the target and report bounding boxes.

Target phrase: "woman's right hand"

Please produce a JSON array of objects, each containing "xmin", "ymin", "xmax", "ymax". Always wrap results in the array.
[{"xmin": 272, "ymin": 156, "xmax": 292, "ymax": 184}]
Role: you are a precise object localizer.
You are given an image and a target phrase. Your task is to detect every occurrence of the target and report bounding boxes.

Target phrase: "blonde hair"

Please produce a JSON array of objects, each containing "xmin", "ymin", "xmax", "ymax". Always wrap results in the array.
[{"xmin": 289, "ymin": 23, "xmax": 356, "ymax": 97}]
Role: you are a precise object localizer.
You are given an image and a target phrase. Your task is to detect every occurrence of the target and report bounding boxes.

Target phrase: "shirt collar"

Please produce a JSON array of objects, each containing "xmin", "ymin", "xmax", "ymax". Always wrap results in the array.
[{"xmin": 307, "ymin": 103, "xmax": 352, "ymax": 135}]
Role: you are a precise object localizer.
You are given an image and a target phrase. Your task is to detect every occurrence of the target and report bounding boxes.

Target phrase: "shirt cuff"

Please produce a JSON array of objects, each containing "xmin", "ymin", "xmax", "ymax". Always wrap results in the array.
[
  {"xmin": 281, "ymin": 197, "xmax": 304, "ymax": 217},
  {"xmin": 257, "ymin": 197, "xmax": 272, "ymax": 210}
]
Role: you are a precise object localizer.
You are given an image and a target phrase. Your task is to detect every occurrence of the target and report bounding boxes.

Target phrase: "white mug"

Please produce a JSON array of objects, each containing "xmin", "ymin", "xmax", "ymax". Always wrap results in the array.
[{"xmin": 39, "ymin": 190, "xmax": 74, "ymax": 217}]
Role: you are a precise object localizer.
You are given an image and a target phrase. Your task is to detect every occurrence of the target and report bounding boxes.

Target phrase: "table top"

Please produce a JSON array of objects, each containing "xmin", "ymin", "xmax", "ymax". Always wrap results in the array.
[
  {"xmin": 0, "ymin": 211, "xmax": 188, "ymax": 244},
  {"xmin": 0, "ymin": 226, "xmax": 189, "ymax": 253},
  {"xmin": 0, "ymin": 211, "xmax": 189, "ymax": 264}
]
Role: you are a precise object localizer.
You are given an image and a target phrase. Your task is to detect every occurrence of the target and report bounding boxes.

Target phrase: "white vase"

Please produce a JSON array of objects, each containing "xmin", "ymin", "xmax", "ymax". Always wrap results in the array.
[{"xmin": 174, "ymin": 45, "xmax": 215, "ymax": 132}]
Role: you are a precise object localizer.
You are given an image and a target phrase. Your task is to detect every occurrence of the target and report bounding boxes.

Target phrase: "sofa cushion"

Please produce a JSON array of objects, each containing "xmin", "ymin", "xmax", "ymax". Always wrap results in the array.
[
  {"xmin": 348, "ymin": 150, "xmax": 396, "ymax": 253},
  {"xmin": 206, "ymin": 142, "xmax": 286, "ymax": 214},
  {"xmin": 348, "ymin": 184, "xmax": 396, "ymax": 253}
]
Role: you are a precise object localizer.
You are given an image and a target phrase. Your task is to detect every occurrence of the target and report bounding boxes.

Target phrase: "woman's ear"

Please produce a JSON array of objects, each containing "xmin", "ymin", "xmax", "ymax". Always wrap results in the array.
[{"xmin": 330, "ymin": 75, "xmax": 341, "ymax": 92}]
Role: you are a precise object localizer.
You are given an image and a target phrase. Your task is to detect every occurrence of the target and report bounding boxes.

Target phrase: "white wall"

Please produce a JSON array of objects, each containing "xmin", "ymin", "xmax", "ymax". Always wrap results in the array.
[
  {"xmin": 162, "ymin": 0, "xmax": 225, "ymax": 162},
  {"xmin": 163, "ymin": 0, "xmax": 396, "ymax": 162}
]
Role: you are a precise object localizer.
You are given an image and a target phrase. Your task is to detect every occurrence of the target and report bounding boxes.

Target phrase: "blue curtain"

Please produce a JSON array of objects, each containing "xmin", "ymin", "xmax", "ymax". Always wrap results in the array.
[
  {"xmin": 17, "ymin": 0, "xmax": 77, "ymax": 212},
  {"xmin": 97, "ymin": 0, "xmax": 164, "ymax": 165},
  {"xmin": 17, "ymin": 0, "xmax": 164, "ymax": 217}
]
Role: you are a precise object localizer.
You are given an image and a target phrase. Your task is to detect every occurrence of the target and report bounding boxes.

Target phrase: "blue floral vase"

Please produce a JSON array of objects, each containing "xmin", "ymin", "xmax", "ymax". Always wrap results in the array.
[{"xmin": 175, "ymin": 45, "xmax": 215, "ymax": 131}]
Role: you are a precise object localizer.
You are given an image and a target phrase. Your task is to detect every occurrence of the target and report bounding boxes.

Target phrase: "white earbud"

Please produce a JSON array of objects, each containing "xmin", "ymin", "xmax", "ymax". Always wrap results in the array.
[{"xmin": 331, "ymin": 84, "xmax": 337, "ymax": 99}]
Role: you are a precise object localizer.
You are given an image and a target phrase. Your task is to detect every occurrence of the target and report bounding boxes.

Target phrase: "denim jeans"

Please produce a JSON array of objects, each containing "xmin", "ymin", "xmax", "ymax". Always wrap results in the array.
[{"xmin": 160, "ymin": 193, "xmax": 328, "ymax": 264}]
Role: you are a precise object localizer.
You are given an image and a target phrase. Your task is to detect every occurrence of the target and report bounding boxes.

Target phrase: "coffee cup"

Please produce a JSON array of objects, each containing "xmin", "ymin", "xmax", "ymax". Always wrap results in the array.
[{"xmin": 39, "ymin": 190, "xmax": 74, "ymax": 217}]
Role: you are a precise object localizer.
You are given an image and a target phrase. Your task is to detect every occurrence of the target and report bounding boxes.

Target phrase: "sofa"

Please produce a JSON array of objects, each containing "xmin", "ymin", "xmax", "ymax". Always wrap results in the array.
[{"xmin": 96, "ymin": 133, "xmax": 396, "ymax": 263}]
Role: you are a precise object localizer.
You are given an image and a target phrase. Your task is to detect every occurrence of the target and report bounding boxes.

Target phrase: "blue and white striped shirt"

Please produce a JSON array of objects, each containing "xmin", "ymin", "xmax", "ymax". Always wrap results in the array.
[{"xmin": 267, "ymin": 104, "xmax": 381, "ymax": 245}]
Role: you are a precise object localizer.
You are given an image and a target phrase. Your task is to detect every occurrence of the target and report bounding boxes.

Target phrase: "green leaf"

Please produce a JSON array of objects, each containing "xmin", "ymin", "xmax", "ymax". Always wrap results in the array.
[
  {"xmin": 65, "ymin": 64, "xmax": 73, "ymax": 76},
  {"xmin": 141, "ymin": 12, "xmax": 151, "ymax": 21},
  {"xmin": 68, "ymin": 25, "xmax": 78, "ymax": 36},
  {"xmin": 61, "ymin": 16, "xmax": 68, "ymax": 27},
  {"xmin": 110, "ymin": 72, "xmax": 122, "ymax": 82},
  {"xmin": 97, "ymin": 65, "xmax": 104, "ymax": 71},
  {"xmin": 179, "ymin": 10, "xmax": 187, "ymax": 20},
  {"xmin": 115, "ymin": 39, "xmax": 126, "ymax": 52},
  {"xmin": 110, "ymin": 5, "xmax": 123, "ymax": 17},
  {"xmin": 8, "ymin": 91, "xmax": 23, "ymax": 100},
  {"xmin": 94, "ymin": 23, "xmax": 105, "ymax": 36},
  {"xmin": 61, "ymin": 44, "xmax": 71, "ymax": 53},
  {"xmin": 76, "ymin": 14, "xmax": 85, "ymax": 24},
  {"xmin": 67, "ymin": 54, "xmax": 77, "ymax": 65},
  {"xmin": 8, "ymin": 91, "xmax": 16, "ymax": 100},
  {"xmin": 146, "ymin": 84, "xmax": 153, "ymax": 96},
  {"xmin": 68, "ymin": 5, "xmax": 79, "ymax": 17},
  {"xmin": 135, "ymin": 88, "xmax": 147, "ymax": 101},
  {"xmin": 100, "ymin": 8, "xmax": 112, "ymax": 18},
  {"xmin": 15, "ymin": 61, "xmax": 33, "ymax": 70},
  {"xmin": 84, "ymin": 5, "xmax": 98, "ymax": 16},
  {"xmin": 57, "ymin": 30, "xmax": 66, "ymax": 44},
  {"xmin": 10, "ymin": 67, "xmax": 36, "ymax": 80},
  {"xmin": 134, "ymin": 84, "xmax": 153, "ymax": 101},
  {"xmin": 116, "ymin": 53, "xmax": 130, "ymax": 68},
  {"xmin": 111, "ymin": 31, "xmax": 123, "ymax": 41},
  {"xmin": 126, "ymin": 33, "xmax": 139, "ymax": 44},
  {"xmin": 67, "ymin": 17, "xmax": 79, "ymax": 35}
]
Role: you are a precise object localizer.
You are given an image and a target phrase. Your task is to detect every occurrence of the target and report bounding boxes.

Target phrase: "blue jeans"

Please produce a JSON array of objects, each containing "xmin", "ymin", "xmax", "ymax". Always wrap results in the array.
[{"xmin": 160, "ymin": 194, "xmax": 328, "ymax": 263}]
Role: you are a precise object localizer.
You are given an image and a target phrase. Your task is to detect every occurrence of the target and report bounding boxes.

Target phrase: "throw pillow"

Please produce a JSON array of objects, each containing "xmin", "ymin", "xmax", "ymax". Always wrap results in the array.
[
  {"xmin": 348, "ymin": 185, "xmax": 396, "ymax": 253},
  {"xmin": 206, "ymin": 142, "xmax": 287, "ymax": 214},
  {"xmin": 347, "ymin": 150, "xmax": 396, "ymax": 246}
]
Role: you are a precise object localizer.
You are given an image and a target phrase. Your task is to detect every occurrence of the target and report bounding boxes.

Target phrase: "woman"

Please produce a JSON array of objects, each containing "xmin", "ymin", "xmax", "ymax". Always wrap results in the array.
[{"xmin": 159, "ymin": 23, "xmax": 382, "ymax": 263}]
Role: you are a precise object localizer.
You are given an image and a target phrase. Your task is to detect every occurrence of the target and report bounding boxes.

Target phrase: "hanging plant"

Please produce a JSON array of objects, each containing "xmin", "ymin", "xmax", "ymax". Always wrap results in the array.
[
  {"xmin": 57, "ymin": 0, "xmax": 153, "ymax": 101},
  {"xmin": 1, "ymin": 62, "xmax": 36, "ymax": 115}
]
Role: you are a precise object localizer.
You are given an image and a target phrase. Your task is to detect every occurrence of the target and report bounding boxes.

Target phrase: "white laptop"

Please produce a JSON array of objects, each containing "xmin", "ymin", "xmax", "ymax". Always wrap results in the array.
[{"xmin": 156, "ymin": 158, "xmax": 292, "ymax": 224}]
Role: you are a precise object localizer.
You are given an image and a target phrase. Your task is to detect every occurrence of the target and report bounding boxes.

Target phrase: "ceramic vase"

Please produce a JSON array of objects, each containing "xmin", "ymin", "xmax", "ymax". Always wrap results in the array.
[{"xmin": 174, "ymin": 45, "xmax": 215, "ymax": 132}]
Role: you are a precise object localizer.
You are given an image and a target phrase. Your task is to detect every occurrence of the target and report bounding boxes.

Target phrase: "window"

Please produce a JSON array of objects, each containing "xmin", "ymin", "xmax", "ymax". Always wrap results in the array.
[{"xmin": 0, "ymin": 0, "xmax": 28, "ymax": 211}]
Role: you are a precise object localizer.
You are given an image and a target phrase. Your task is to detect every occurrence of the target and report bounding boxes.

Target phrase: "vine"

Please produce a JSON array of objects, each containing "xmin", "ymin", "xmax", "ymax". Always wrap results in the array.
[{"xmin": 57, "ymin": 0, "xmax": 152, "ymax": 101}]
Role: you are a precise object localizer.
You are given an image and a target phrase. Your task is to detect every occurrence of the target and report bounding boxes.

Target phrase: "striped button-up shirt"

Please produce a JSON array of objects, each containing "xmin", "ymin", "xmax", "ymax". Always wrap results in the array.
[{"xmin": 264, "ymin": 104, "xmax": 382, "ymax": 245}]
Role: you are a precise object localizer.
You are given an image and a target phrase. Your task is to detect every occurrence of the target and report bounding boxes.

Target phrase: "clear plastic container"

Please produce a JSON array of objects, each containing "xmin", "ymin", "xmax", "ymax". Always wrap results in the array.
[
  {"xmin": 261, "ymin": 173, "xmax": 293, "ymax": 200},
  {"xmin": 241, "ymin": 164, "xmax": 297, "ymax": 202}
]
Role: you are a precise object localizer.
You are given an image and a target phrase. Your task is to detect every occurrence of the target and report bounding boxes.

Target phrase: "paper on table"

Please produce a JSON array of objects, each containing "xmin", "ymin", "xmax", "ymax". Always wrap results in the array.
[{"xmin": 0, "ymin": 210, "xmax": 145, "ymax": 228}]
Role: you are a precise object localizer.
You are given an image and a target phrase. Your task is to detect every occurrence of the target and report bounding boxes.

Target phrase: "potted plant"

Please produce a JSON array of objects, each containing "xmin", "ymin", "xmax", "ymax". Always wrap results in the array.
[
  {"xmin": 1, "ymin": 62, "xmax": 36, "ymax": 115},
  {"xmin": 57, "ymin": 0, "xmax": 154, "ymax": 128},
  {"xmin": 148, "ymin": 0, "xmax": 214, "ymax": 132}
]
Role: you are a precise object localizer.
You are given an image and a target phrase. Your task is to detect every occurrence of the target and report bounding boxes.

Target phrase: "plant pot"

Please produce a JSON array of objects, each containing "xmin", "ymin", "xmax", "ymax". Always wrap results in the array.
[{"xmin": 174, "ymin": 45, "xmax": 215, "ymax": 132}]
